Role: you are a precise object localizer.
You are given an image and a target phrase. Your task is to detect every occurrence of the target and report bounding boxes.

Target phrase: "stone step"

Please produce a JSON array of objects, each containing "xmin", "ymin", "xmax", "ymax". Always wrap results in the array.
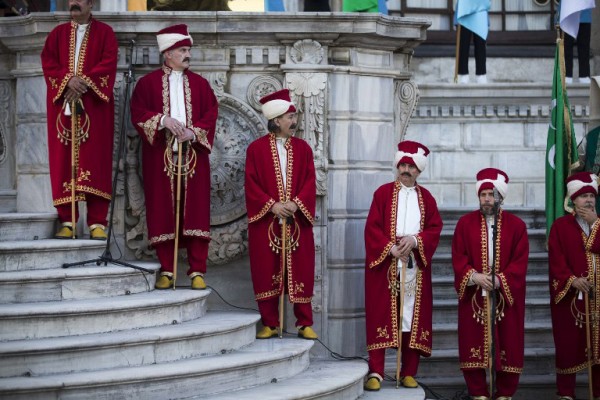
[
  {"xmin": 0, "ymin": 311, "xmax": 259, "ymax": 378},
  {"xmin": 0, "ymin": 338, "xmax": 313, "ymax": 400},
  {"xmin": 431, "ymin": 275, "xmax": 550, "ymax": 300},
  {"xmin": 0, "ymin": 239, "xmax": 109, "ymax": 272},
  {"xmin": 0, "ymin": 289, "xmax": 210, "ymax": 341},
  {"xmin": 0, "ymin": 262, "xmax": 160, "ymax": 304},
  {"xmin": 207, "ymin": 360, "xmax": 369, "ymax": 400},
  {"xmin": 432, "ymin": 297, "xmax": 549, "ymax": 324},
  {"xmin": 432, "ymin": 320, "xmax": 554, "ymax": 350},
  {"xmin": 0, "ymin": 212, "xmax": 56, "ymax": 241},
  {"xmin": 432, "ymin": 251, "xmax": 549, "ymax": 278},
  {"xmin": 436, "ymin": 228, "xmax": 547, "ymax": 254},
  {"xmin": 0, "ymin": 190, "xmax": 17, "ymax": 213}
]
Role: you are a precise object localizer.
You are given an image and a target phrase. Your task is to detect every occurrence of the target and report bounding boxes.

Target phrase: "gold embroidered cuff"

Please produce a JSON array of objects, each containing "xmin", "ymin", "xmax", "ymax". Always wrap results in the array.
[
  {"xmin": 292, "ymin": 196, "xmax": 314, "ymax": 225},
  {"xmin": 368, "ymin": 241, "xmax": 394, "ymax": 269},
  {"xmin": 554, "ymin": 275, "xmax": 576, "ymax": 304},
  {"xmin": 248, "ymin": 198, "xmax": 275, "ymax": 224},
  {"xmin": 52, "ymin": 73, "xmax": 74, "ymax": 104}
]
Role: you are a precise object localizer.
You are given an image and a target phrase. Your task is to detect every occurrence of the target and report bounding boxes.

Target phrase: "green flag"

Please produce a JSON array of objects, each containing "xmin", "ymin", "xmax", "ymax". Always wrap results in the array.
[{"xmin": 545, "ymin": 38, "xmax": 578, "ymax": 237}]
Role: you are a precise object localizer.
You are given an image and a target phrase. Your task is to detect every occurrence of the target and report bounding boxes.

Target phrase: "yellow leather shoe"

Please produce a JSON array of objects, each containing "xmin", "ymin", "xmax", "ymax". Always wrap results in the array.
[
  {"xmin": 155, "ymin": 275, "xmax": 174, "ymax": 290},
  {"xmin": 89, "ymin": 224, "xmax": 107, "ymax": 240},
  {"xmin": 496, "ymin": 397, "xmax": 511, "ymax": 400},
  {"xmin": 256, "ymin": 326, "xmax": 278, "ymax": 339},
  {"xmin": 401, "ymin": 375, "xmax": 418, "ymax": 388},
  {"xmin": 364, "ymin": 377, "xmax": 381, "ymax": 391},
  {"xmin": 191, "ymin": 275, "xmax": 206, "ymax": 290},
  {"xmin": 55, "ymin": 224, "xmax": 76, "ymax": 239},
  {"xmin": 297, "ymin": 326, "xmax": 318, "ymax": 340}
]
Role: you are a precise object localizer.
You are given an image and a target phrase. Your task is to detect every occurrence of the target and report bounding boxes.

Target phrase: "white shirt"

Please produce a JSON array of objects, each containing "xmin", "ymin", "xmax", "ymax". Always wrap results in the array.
[
  {"xmin": 275, "ymin": 137, "xmax": 288, "ymax": 190},
  {"xmin": 73, "ymin": 23, "xmax": 88, "ymax": 73},
  {"xmin": 395, "ymin": 185, "xmax": 421, "ymax": 332}
]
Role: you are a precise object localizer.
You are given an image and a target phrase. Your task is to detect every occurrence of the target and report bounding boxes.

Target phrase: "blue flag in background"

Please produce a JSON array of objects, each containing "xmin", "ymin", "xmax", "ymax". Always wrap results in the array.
[
  {"xmin": 265, "ymin": 0, "xmax": 285, "ymax": 11},
  {"xmin": 456, "ymin": 0, "xmax": 490, "ymax": 40}
]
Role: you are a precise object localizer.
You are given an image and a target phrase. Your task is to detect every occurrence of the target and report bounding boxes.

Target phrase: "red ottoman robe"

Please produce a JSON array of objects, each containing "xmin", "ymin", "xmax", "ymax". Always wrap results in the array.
[
  {"xmin": 41, "ymin": 19, "xmax": 118, "ymax": 206},
  {"xmin": 364, "ymin": 181, "xmax": 442, "ymax": 355},
  {"xmin": 549, "ymin": 214, "xmax": 600, "ymax": 373},
  {"xmin": 130, "ymin": 65, "xmax": 218, "ymax": 246},
  {"xmin": 452, "ymin": 209, "xmax": 529, "ymax": 373},
  {"xmin": 245, "ymin": 133, "xmax": 316, "ymax": 304}
]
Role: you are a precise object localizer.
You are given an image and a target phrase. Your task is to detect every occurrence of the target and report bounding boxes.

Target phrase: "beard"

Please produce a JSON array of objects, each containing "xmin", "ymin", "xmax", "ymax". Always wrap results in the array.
[{"xmin": 480, "ymin": 204, "xmax": 494, "ymax": 216}]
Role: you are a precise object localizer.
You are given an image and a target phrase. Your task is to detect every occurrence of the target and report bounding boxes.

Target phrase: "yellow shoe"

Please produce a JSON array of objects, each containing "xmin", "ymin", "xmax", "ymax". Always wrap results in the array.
[
  {"xmin": 55, "ymin": 224, "xmax": 76, "ymax": 239},
  {"xmin": 364, "ymin": 376, "xmax": 381, "ymax": 391},
  {"xmin": 89, "ymin": 224, "xmax": 107, "ymax": 240},
  {"xmin": 256, "ymin": 326, "xmax": 278, "ymax": 339},
  {"xmin": 471, "ymin": 397, "xmax": 489, "ymax": 400},
  {"xmin": 297, "ymin": 326, "xmax": 318, "ymax": 340},
  {"xmin": 401, "ymin": 375, "xmax": 418, "ymax": 388},
  {"xmin": 496, "ymin": 397, "xmax": 512, "ymax": 400},
  {"xmin": 191, "ymin": 275, "xmax": 206, "ymax": 290},
  {"xmin": 155, "ymin": 275, "xmax": 174, "ymax": 290}
]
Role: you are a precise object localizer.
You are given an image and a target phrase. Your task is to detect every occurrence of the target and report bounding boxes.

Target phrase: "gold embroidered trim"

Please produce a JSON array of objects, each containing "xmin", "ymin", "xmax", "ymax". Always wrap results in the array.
[
  {"xmin": 368, "ymin": 241, "xmax": 394, "ymax": 269},
  {"xmin": 367, "ymin": 340, "xmax": 397, "ymax": 351},
  {"xmin": 191, "ymin": 126, "xmax": 211, "ymax": 151},
  {"xmin": 415, "ymin": 234, "xmax": 427, "ymax": 268},
  {"xmin": 53, "ymin": 194, "xmax": 85, "ymax": 206},
  {"xmin": 409, "ymin": 269, "xmax": 432, "ymax": 355},
  {"xmin": 248, "ymin": 198, "xmax": 275, "ymax": 224},
  {"xmin": 293, "ymin": 196, "xmax": 314, "ymax": 225},
  {"xmin": 555, "ymin": 275, "xmax": 575, "ymax": 304},
  {"xmin": 81, "ymin": 74, "xmax": 109, "ymax": 102},
  {"xmin": 162, "ymin": 69, "xmax": 170, "ymax": 116},
  {"xmin": 461, "ymin": 361, "xmax": 488, "ymax": 369},
  {"xmin": 75, "ymin": 22, "xmax": 91, "ymax": 77},
  {"xmin": 586, "ymin": 220, "xmax": 600, "ymax": 251},
  {"xmin": 100, "ymin": 75, "xmax": 109, "ymax": 88},
  {"xmin": 556, "ymin": 360, "xmax": 597, "ymax": 374},
  {"xmin": 53, "ymin": 184, "xmax": 110, "ymax": 205},
  {"xmin": 182, "ymin": 229, "xmax": 210, "ymax": 238},
  {"xmin": 458, "ymin": 269, "xmax": 475, "ymax": 300},
  {"xmin": 49, "ymin": 77, "xmax": 58, "ymax": 89},
  {"xmin": 150, "ymin": 233, "xmax": 176, "ymax": 245},
  {"xmin": 255, "ymin": 288, "xmax": 281, "ymax": 301},
  {"xmin": 269, "ymin": 133, "xmax": 287, "ymax": 202},
  {"xmin": 501, "ymin": 366, "xmax": 523, "ymax": 374},
  {"xmin": 498, "ymin": 272, "xmax": 514, "ymax": 306},
  {"xmin": 137, "ymin": 114, "xmax": 161, "ymax": 145},
  {"xmin": 52, "ymin": 73, "xmax": 73, "ymax": 103}
]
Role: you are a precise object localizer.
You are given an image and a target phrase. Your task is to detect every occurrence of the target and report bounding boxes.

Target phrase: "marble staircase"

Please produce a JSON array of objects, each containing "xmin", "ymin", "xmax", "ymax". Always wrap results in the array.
[{"xmin": 0, "ymin": 212, "xmax": 368, "ymax": 399}]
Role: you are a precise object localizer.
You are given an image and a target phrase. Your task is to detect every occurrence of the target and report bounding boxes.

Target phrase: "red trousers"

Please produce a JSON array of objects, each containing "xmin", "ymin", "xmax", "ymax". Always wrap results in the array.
[
  {"xmin": 556, "ymin": 365, "xmax": 600, "ymax": 398},
  {"xmin": 368, "ymin": 332, "xmax": 420, "ymax": 378},
  {"xmin": 257, "ymin": 296, "xmax": 313, "ymax": 328},
  {"xmin": 463, "ymin": 369, "xmax": 520, "ymax": 398},
  {"xmin": 155, "ymin": 238, "xmax": 208, "ymax": 276},
  {"xmin": 56, "ymin": 196, "xmax": 109, "ymax": 226}
]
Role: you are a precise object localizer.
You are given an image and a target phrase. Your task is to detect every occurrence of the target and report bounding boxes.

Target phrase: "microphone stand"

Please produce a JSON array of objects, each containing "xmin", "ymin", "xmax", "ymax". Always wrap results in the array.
[
  {"xmin": 489, "ymin": 190, "xmax": 500, "ymax": 398},
  {"xmin": 63, "ymin": 40, "xmax": 152, "ymax": 274}
]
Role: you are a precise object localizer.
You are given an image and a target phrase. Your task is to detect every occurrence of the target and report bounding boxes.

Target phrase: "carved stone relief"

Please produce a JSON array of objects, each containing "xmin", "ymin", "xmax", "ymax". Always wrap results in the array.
[
  {"xmin": 246, "ymin": 75, "xmax": 282, "ymax": 112},
  {"xmin": 394, "ymin": 80, "xmax": 419, "ymax": 143},
  {"xmin": 286, "ymin": 39, "xmax": 328, "ymax": 196},
  {"xmin": 0, "ymin": 81, "xmax": 10, "ymax": 165}
]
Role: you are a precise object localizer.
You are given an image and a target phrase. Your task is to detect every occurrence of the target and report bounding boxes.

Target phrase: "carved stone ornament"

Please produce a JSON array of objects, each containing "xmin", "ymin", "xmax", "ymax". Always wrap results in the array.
[
  {"xmin": 286, "ymin": 72, "xmax": 328, "ymax": 195},
  {"xmin": 0, "ymin": 123, "xmax": 6, "ymax": 165},
  {"xmin": 0, "ymin": 81, "xmax": 9, "ymax": 165},
  {"xmin": 246, "ymin": 75, "xmax": 283, "ymax": 111},
  {"xmin": 202, "ymin": 71, "xmax": 227, "ymax": 99},
  {"xmin": 394, "ymin": 80, "xmax": 420, "ymax": 143},
  {"xmin": 290, "ymin": 39, "xmax": 324, "ymax": 65}
]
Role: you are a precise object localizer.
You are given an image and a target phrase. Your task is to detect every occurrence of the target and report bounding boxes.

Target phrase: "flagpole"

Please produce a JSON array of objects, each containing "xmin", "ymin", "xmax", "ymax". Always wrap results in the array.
[{"xmin": 454, "ymin": 25, "xmax": 461, "ymax": 84}]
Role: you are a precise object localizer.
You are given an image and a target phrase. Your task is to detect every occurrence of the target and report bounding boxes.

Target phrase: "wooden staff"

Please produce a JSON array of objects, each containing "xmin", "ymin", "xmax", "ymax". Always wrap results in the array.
[
  {"xmin": 279, "ymin": 217, "xmax": 288, "ymax": 338},
  {"xmin": 396, "ymin": 258, "xmax": 406, "ymax": 388},
  {"xmin": 70, "ymin": 100, "xmax": 77, "ymax": 239},
  {"xmin": 454, "ymin": 24, "xmax": 462, "ymax": 84},
  {"xmin": 584, "ymin": 290, "xmax": 593, "ymax": 400},
  {"xmin": 172, "ymin": 140, "xmax": 184, "ymax": 290},
  {"xmin": 486, "ymin": 289, "xmax": 493, "ymax": 397}
]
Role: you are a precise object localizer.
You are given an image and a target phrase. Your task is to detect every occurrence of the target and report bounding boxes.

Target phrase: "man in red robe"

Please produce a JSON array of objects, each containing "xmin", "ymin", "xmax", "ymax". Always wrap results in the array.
[
  {"xmin": 130, "ymin": 24, "xmax": 218, "ymax": 290},
  {"xmin": 548, "ymin": 172, "xmax": 600, "ymax": 400},
  {"xmin": 364, "ymin": 140, "xmax": 442, "ymax": 391},
  {"xmin": 41, "ymin": 0, "xmax": 118, "ymax": 239},
  {"xmin": 245, "ymin": 89, "xmax": 318, "ymax": 340},
  {"xmin": 452, "ymin": 168, "xmax": 529, "ymax": 400}
]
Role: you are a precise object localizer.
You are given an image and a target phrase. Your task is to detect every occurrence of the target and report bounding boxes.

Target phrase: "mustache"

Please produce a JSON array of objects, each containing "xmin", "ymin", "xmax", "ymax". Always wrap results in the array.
[
  {"xmin": 401, "ymin": 172, "xmax": 412, "ymax": 177},
  {"xmin": 182, "ymin": 57, "xmax": 190, "ymax": 63},
  {"xmin": 70, "ymin": 5, "xmax": 81, "ymax": 11},
  {"xmin": 289, "ymin": 123, "xmax": 298, "ymax": 130}
]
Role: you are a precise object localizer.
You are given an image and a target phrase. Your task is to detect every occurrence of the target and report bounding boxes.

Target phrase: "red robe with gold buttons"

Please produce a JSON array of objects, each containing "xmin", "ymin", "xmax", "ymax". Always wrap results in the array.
[
  {"xmin": 245, "ymin": 133, "xmax": 316, "ymax": 304},
  {"xmin": 130, "ymin": 65, "xmax": 218, "ymax": 246},
  {"xmin": 41, "ymin": 18, "xmax": 118, "ymax": 207},
  {"xmin": 452, "ymin": 209, "xmax": 529, "ymax": 373},
  {"xmin": 364, "ymin": 181, "xmax": 442, "ymax": 355},
  {"xmin": 548, "ymin": 214, "xmax": 600, "ymax": 374}
]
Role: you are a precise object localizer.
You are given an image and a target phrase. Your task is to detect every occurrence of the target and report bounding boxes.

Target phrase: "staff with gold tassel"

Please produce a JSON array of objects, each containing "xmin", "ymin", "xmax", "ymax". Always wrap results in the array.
[
  {"xmin": 279, "ymin": 217, "xmax": 288, "ymax": 338},
  {"xmin": 171, "ymin": 139, "xmax": 184, "ymax": 290},
  {"xmin": 69, "ymin": 99, "xmax": 78, "ymax": 239},
  {"xmin": 584, "ymin": 288, "xmax": 594, "ymax": 400},
  {"xmin": 395, "ymin": 252, "xmax": 407, "ymax": 388}
]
